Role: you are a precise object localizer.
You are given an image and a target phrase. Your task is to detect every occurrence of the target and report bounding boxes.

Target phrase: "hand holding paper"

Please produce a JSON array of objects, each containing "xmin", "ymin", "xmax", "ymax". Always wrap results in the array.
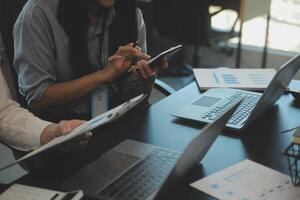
[{"xmin": 0, "ymin": 94, "xmax": 146, "ymax": 171}]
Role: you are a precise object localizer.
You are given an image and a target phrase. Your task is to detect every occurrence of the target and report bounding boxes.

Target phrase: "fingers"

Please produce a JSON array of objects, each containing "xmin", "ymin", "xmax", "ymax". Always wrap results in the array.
[
  {"xmin": 56, "ymin": 120, "xmax": 86, "ymax": 137},
  {"xmin": 57, "ymin": 120, "xmax": 72, "ymax": 137},
  {"xmin": 104, "ymin": 55, "xmax": 131, "ymax": 83},
  {"xmin": 59, "ymin": 132, "xmax": 93, "ymax": 152},
  {"xmin": 135, "ymin": 45, "xmax": 142, "ymax": 52},
  {"xmin": 60, "ymin": 121, "xmax": 80, "ymax": 136},
  {"xmin": 76, "ymin": 132, "xmax": 92, "ymax": 146},
  {"xmin": 108, "ymin": 55, "xmax": 127, "ymax": 68},
  {"xmin": 108, "ymin": 55, "xmax": 128, "ymax": 72},
  {"xmin": 108, "ymin": 55, "xmax": 124, "ymax": 62},
  {"xmin": 69, "ymin": 120, "xmax": 85, "ymax": 129},
  {"xmin": 71, "ymin": 132, "xmax": 93, "ymax": 141},
  {"xmin": 117, "ymin": 44, "xmax": 150, "ymax": 63},
  {"xmin": 126, "ymin": 42, "xmax": 141, "ymax": 52},
  {"xmin": 117, "ymin": 46, "xmax": 139, "ymax": 58},
  {"xmin": 137, "ymin": 53, "xmax": 151, "ymax": 61},
  {"xmin": 131, "ymin": 65, "xmax": 138, "ymax": 75},
  {"xmin": 155, "ymin": 58, "xmax": 168, "ymax": 74},
  {"xmin": 133, "ymin": 60, "xmax": 156, "ymax": 79},
  {"xmin": 161, "ymin": 58, "xmax": 169, "ymax": 69},
  {"xmin": 128, "ymin": 43, "xmax": 147, "ymax": 60},
  {"xmin": 83, "ymin": 132, "xmax": 93, "ymax": 140},
  {"xmin": 137, "ymin": 64, "xmax": 148, "ymax": 79},
  {"xmin": 151, "ymin": 58, "xmax": 169, "ymax": 74},
  {"xmin": 143, "ymin": 61, "xmax": 156, "ymax": 77},
  {"xmin": 118, "ymin": 46, "xmax": 138, "ymax": 54},
  {"xmin": 50, "ymin": 120, "xmax": 92, "ymax": 152},
  {"xmin": 78, "ymin": 132, "xmax": 92, "ymax": 146},
  {"xmin": 68, "ymin": 132, "xmax": 93, "ymax": 146}
]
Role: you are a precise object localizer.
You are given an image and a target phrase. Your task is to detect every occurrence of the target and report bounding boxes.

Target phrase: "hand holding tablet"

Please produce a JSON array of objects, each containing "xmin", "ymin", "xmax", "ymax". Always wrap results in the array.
[
  {"xmin": 148, "ymin": 44, "xmax": 183, "ymax": 69},
  {"xmin": 128, "ymin": 44, "xmax": 183, "ymax": 72}
]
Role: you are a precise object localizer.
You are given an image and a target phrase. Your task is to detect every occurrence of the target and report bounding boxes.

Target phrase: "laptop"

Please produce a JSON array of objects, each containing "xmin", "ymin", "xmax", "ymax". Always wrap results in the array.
[
  {"xmin": 60, "ymin": 99, "xmax": 242, "ymax": 200},
  {"xmin": 173, "ymin": 54, "xmax": 300, "ymax": 131}
]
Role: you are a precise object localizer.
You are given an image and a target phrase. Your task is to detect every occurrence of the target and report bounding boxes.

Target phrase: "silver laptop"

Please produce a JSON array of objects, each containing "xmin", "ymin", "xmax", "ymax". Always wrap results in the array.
[
  {"xmin": 173, "ymin": 54, "xmax": 300, "ymax": 131},
  {"xmin": 60, "ymin": 99, "xmax": 242, "ymax": 200}
]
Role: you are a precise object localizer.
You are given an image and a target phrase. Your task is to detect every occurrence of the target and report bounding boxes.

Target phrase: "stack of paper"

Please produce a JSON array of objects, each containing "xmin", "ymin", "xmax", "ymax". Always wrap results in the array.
[
  {"xmin": 191, "ymin": 159, "xmax": 300, "ymax": 200},
  {"xmin": 193, "ymin": 68, "xmax": 276, "ymax": 91}
]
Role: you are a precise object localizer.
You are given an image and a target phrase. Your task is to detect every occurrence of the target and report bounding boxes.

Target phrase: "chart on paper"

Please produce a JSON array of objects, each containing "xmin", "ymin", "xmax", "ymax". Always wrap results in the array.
[
  {"xmin": 218, "ymin": 73, "xmax": 271, "ymax": 85},
  {"xmin": 191, "ymin": 160, "xmax": 300, "ymax": 200},
  {"xmin": 194, "ymin": 68, "xmax": 276, "ymax": 91}
]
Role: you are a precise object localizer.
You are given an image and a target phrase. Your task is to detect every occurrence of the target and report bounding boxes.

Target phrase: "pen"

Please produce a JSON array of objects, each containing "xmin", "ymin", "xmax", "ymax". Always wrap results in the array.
[
  {"xmin": 128, "ymin": 42, "xmax": 138, "ymax": 72},
  {"xmin": 131, "ymin": 42, "xmax": 138, "ymax": 65},
  {"xmin": 132, "ymin": 42, "xmax": 137, "ymax": 48}
]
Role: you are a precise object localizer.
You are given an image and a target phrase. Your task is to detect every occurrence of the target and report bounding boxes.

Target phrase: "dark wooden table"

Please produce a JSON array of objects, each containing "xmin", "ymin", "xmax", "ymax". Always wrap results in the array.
[{"xmin": 12, "ymin": 81, "xmax": 300, "ymax": 199}]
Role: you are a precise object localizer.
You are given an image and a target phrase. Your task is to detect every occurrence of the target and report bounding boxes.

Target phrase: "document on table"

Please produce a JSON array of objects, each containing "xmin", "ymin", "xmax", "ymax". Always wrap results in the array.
[
  {"xmin": 191, "ymin": 159, "xmax": 300, "ymax": 200},
  {"xmin": 0, "ymin": 94, "xmax": 146, "ymax": 171},
  {"xmin": 193, "ymin": 68, "xmax": 276, "ymax": 91},
  {"xmin": 0, "ymin": 184, "xmax": 83, "ymax": 200}
]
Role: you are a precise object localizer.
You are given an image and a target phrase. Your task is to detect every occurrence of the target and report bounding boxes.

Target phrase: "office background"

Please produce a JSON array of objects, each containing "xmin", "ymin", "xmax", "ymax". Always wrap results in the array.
[
  {"xmin": 141, "ymin": 0, "xmax": 300, "ymax": 90},
  {"xmin": 1, "ymin": 0, "xmax": 300, "ymax": 195},
  {"xmin": 1, "ymin": 0, "xmax": 300, "ymax": 91}
]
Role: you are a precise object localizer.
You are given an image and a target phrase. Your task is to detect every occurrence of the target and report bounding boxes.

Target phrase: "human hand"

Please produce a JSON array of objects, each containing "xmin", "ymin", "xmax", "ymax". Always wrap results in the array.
[
  {"xmin": 131, "ymin": 58, "xmax": 168, "ymax": 80},
  {"xmin": 101, "ymin": 55, "xmax": 127, "ymax": 83},
  {"xmin": 40, "ymin": 120, "xmax": 92, "ymax": 146},
  {"xmin": 115, "ymin": 43, "xmax": 150, "ymax": 64},
  {"xmin": 102, "ymin": 43, "xmax": 151, "ymax": 83}
]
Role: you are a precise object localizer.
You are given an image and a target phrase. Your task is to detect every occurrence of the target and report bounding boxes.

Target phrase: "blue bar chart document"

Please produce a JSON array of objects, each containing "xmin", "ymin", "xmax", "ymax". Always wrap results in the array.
[
  {"xmin": 191, "ymin": 160, "xmax": 300, "ymax": 200},
  {"xmin": 193, "ymin": 68, "xmax": 276, "ymax": 91}
]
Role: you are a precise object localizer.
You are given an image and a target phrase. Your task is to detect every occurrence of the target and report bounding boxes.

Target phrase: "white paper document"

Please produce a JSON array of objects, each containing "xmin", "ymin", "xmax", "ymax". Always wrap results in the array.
[
  {"xmin": 193, "ymin": 68, "xmax": 276, "ymax": 91},
  {"xmin": 0, "ymin": 94, "xmax": 146, "ymax": 171},
  {"xmin": 191, "ymin": 159, "xmax": 300, "ymax": 200},
  {"xmin": 0, "ymin": 184, "xmax": 83, "ymax": 200}
]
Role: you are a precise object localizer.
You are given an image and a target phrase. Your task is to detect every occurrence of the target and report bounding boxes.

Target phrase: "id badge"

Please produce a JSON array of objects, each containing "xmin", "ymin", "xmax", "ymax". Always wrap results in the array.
[{"xmin": 91, "ymin": 85, "xmax": 108, "ymax": 118}]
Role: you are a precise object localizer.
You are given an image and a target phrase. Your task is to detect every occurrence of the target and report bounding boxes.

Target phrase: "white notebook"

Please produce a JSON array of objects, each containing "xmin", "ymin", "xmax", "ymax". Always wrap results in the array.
[{"xmin": 193, "ymin": 68, "xmax": 276, "ymax": 91}]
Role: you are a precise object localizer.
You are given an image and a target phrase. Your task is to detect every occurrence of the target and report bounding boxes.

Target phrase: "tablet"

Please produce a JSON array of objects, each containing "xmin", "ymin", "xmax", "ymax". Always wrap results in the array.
[{"xmin": 148, "ymin": 44, "xmax": 183, "ymax": 68}]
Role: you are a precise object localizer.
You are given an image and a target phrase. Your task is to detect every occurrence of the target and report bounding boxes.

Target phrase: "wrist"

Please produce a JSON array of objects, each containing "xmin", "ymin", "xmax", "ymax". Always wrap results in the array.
[
  {"xmin": 40, "ymin": 124, "xmax": 57, "ymax": 145},
  {"xmin": 98, "ymin": 64, "xmax": 119, "ymax": 84},
  {"xmin": 94, "ymin": 69, "xmax": 109, "ymax": 84}
]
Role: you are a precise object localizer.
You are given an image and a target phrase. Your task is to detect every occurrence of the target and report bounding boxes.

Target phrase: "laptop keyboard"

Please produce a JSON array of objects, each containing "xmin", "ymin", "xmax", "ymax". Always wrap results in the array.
[
  {"xmin": 201, "ymin": 92, "xmax": 261, "ymax": 125},
  {"xmin": 98, "ymin": 148, "xmax": 180, "ymax": 200}
]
